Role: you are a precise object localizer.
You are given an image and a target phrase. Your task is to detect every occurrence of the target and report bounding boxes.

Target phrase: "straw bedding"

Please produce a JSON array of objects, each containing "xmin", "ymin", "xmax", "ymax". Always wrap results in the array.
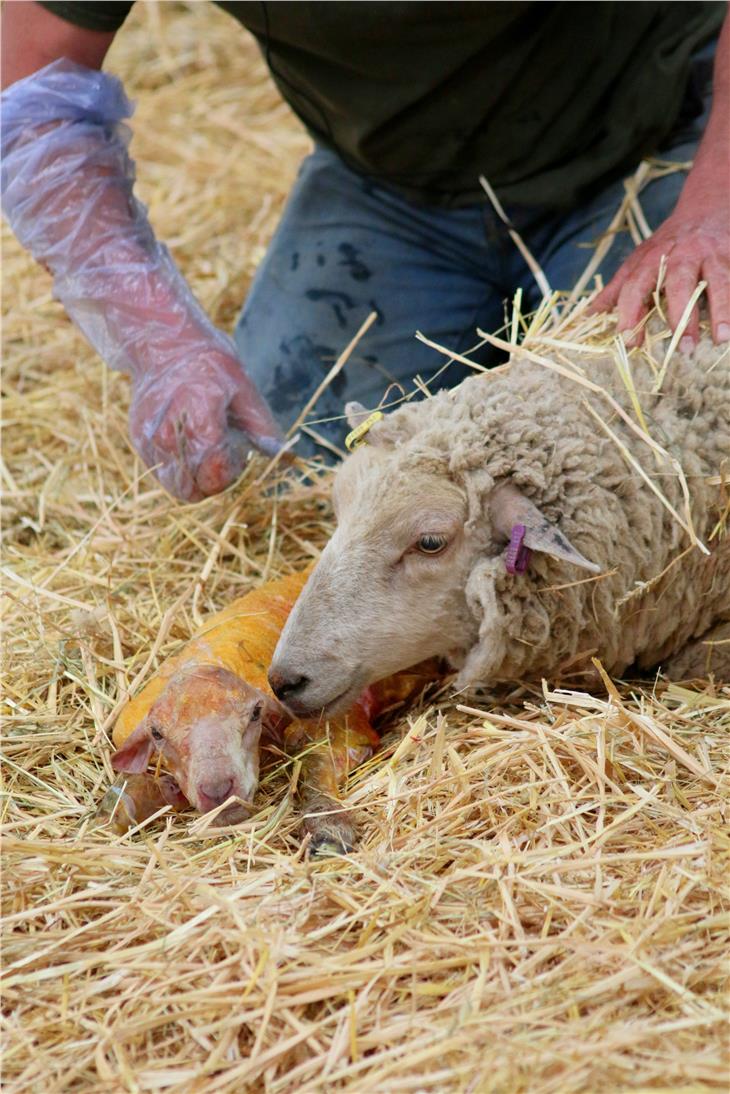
[{"xmin": 2, "ymin": 3, "xmax": 728, "ymax": 1091}]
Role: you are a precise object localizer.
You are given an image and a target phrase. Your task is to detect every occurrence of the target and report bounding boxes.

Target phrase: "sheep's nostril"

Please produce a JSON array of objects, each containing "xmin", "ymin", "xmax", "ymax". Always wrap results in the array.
[
  {"xmin": 198, "ymin": 778, "xmax": 233, "ymax": 808},
  {"xmin": 268, "ymin": 669, "xmax": 310, "ymax": 702}
]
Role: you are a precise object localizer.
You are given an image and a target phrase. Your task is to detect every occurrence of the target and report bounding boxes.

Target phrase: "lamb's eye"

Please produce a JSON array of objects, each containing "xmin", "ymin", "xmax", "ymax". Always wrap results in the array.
[
  {"xmin": 251, "ymin": 702, "xmax": 262, "ymax": 721},
  {"xmin": 150, "ymin": 726, "xmax": 164, "ymax": 742},
  {"xmin": 416, "ymin": 534, "xmax": 448, "ymax": 555}
]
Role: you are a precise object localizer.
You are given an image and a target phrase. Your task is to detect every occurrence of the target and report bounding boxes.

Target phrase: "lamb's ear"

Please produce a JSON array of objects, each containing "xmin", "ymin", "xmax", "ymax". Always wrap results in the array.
[
  {"xmin": 111, "ymin": 722, "xmax": 154, "ymax": 773},
  {"xmin": 490, "ymin": 482, "xmax": 601, "ymax": 573},
  {"xmin": 157, "ymin": 775, "xmax": 189, "ymax": 810},
  {"xmin": 249, "ymin": 689, "xmax": 289, "ymax": 736}
]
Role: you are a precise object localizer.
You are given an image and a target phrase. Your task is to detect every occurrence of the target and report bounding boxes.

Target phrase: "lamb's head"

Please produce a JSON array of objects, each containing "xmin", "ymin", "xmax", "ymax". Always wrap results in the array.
[
  {"xmin": 111, "ymin": 665, "xmax": 284, "ymax": 822},
  {"xmin": 270, "ymin": 400, "xmax": 599, "ymax": 716}
]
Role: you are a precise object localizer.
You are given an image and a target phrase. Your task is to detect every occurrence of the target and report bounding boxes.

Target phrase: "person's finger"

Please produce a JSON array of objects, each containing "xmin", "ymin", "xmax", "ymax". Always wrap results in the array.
[
  {"xmin": 664, "ymin": 257, "xmax": 702, "ymax": 348},
  {"xmin": 172, "ymin": 383, "xmax": 233, "ymax": 446},
  {"xmin": 702, "ymin": 256, "xmax": 730, "ymax": 344},
  {"xmin": 588, "ymin": 263, "xmax": 630, "ymax": 314},
  {"xmin": 159, "ymin": 463, "xmax": 202, "ymax": 503},
  {"xmin": 616, "ymin": 261, "xmax": 663, "ymax": 345},
  {"xmin": 128, "ymin": 405, "xmax": 197, "ymax": 502},
  {"xmin": 228, "ymin": 376, "xmax": 284, "ymax": 454},
  {"xmin": 140, "ymin": 386, "xmax": 227, "ymax": 501},
  {"xmin": 138, "ymin": 427, "xmax": 200, "ymax": 501},
  {"xmin": 153, "ymin": 418, "xmax": 201, "ymax": 501},
  {"xmin": 195, "ymin": 444, "xmax": 239, "ymax": 498}
]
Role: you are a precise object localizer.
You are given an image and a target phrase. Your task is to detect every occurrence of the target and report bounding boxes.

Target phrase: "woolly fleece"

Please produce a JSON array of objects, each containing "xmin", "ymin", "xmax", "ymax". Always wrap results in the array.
[{"xmin": 369, "ymin": 332, "xmax": 729, "ymax": 686}]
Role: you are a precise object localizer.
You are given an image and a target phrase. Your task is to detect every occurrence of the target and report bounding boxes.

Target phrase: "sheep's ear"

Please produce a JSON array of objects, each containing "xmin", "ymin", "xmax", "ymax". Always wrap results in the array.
[
  {"xmin": 111, "ymin": 722, "xmax": 154, "ymax": 773},
  {"xmin": 344, "ymin": 401, "xmax": 395, "ymax": 449},
  {"xmin": 345, "ymin": 401, "xmax": 371, "ymax": 430},
  {"xmin": 490, "ymin": 482, "xmax": 601, "ymax": 573}
]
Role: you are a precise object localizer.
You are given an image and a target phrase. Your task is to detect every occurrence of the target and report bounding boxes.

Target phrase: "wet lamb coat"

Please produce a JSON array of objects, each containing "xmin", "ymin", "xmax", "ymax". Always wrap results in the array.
[{"xmin": 378, "ymin": 333, "xmax": 729, "ymax": 685}]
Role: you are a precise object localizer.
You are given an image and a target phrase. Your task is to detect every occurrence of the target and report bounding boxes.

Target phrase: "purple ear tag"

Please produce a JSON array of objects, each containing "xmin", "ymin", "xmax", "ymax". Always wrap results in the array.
[{"xmin": 505, "ymin": 523, "xmax": 531, "ymax": 574}]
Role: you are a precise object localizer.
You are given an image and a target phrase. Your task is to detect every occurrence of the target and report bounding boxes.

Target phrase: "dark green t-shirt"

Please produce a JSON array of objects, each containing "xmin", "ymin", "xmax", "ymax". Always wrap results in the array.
[{"xmin": 40, "ymin": 1, "xmax": 724, "ymax": 208}]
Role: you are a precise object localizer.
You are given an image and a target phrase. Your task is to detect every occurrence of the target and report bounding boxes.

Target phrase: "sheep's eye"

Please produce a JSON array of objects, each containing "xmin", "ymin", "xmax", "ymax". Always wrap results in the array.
[
  {"xmin": 150, "ymin": 726, "xmax": 164, "ymax": 742},
  {"xmin": 416, "ymin": 534, "xmax": 448, "ymax": 555},
  {"xmin": 251, "ymin": 702, "xmax": 262, "ymax": 721}
]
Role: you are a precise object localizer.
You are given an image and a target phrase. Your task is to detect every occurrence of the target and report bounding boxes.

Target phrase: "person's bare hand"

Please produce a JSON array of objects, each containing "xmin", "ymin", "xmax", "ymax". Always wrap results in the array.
[
  {"xmin": 128, "ymin": 349, "xmax": 283, "ymax": 502},
  {"xmin": 591, "ymin": 188, "xmax": 730, "ymax": 349}
]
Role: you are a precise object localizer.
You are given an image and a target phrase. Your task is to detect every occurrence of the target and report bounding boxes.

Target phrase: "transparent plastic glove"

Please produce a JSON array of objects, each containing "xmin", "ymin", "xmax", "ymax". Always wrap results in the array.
[{"xmin": 1, "ymin": 60, "xmax": 283, "ymax": 501}]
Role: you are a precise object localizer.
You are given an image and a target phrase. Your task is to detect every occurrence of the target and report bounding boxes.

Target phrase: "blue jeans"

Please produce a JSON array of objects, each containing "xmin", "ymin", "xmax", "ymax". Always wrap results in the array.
[{"xmin": 235, "ymin": 43, "xmax": 714, "ymax": 456}]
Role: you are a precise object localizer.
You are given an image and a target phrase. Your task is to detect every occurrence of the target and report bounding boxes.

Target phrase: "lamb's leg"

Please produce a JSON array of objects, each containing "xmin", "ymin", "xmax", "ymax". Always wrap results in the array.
[
  {"xmin": 662, "ymin": 621, "xmax": 730, "ymax": 682},
  {"xmin": 295, "ymin": 718, "xmax": 378, "ymax": 858}
]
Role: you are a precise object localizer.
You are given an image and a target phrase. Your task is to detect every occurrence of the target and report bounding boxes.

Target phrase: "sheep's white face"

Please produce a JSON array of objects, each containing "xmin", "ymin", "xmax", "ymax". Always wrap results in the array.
[
  {"xmin": 269, "ymin": 446, "xmax": 481, "ymax": 716},
  {"xmin": 270, "ymin": 390, "xmax": 602, "ymax": 716}
]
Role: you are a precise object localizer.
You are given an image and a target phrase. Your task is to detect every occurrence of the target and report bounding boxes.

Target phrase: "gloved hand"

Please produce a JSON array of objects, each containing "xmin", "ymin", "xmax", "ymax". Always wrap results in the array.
[
  {"xmin": 129, "ymin": 346, "xmax": 282, "ymax": 500},
  {"xmin": 1, "ymin": 59, "xmax": 283, "ymax": 501}
]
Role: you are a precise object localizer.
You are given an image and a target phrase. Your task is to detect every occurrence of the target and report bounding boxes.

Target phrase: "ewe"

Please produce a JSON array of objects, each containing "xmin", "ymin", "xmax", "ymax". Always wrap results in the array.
[{"xmin": 270, "ymin": 332, "xmax": 729, "ymax": 715}]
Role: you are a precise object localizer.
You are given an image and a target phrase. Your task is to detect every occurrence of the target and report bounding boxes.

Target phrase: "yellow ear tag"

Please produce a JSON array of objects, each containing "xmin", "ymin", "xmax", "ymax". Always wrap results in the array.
[{"xmin": 345, "ymin": 410, "xmax": 384, "ymax": 452}]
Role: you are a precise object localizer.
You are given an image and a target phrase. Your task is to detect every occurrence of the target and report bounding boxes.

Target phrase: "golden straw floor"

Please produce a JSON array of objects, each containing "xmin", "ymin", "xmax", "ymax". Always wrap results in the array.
[{"xmin": 2, "ymin": 4, "xmax": 728, "ymax": 1092}]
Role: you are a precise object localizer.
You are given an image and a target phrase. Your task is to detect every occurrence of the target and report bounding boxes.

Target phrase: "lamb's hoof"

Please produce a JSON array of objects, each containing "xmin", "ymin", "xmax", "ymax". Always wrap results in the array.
[{"xmin": 308, "ymin": 832, "xmax": 354, "ymax": 859}]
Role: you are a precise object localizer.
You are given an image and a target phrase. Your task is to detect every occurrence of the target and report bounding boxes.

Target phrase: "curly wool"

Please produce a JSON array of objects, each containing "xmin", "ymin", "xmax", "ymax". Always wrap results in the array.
[{"xmin": 375, "ymin": 332, "xmax": 730, "ymax": 685}]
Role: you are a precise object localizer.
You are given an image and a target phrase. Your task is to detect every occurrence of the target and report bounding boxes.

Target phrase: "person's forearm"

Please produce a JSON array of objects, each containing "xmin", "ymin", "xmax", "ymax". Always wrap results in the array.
[
  {"xmin": 1, "ymin": 1, "xmax": 115, "ymax": 89},
  {"xmin": 24, "ymin": 138, "xmax": 235, "ymax": 380},
  {"xmin": 0, "ymin": 71, "xmax": 228, "ymax": 380},
  {"xmin": 676, "ymin": 14, "xmax": 729, "ymax": 203},
  {"xmin": 2, "ymin": 60, "xmax": 239, "ymax": 380},
  {"xmin": 592, "ymin": 15, "xmax": 730, "ymax": 345},
  {"xmin": 2, "ymin": 57, "xmax": 282, "ymax": 500}
]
